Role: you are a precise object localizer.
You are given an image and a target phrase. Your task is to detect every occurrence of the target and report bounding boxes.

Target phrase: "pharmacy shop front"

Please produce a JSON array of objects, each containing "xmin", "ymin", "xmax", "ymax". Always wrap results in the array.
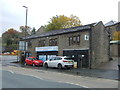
[{"xmin": 35, "ymin": 46, "xmax": 58, "ymax": 62}]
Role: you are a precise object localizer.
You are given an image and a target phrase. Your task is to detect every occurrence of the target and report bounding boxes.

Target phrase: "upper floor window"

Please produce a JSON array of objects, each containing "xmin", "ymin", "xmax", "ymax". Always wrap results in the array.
[
  {"xmin": 69, "ymin": 35, "xmax": 80, "ymax": 46},
  {"xmin": 38, "ymin": 40, "xmax": 46, "ymax": 47},
  {"xmin": 69, "ymin": 37, "xmax": 73, "ymax": 46},
  {"xmin": 49, "ymin": 38, "xmax": 58, "ymax": 46},
  {"xmin": 28, "ymin": 40, "xmax": 32, "ymax": 47},
  {"xmin": 84, "ymin": 35, "xmax": 89, "ymax": 40}
]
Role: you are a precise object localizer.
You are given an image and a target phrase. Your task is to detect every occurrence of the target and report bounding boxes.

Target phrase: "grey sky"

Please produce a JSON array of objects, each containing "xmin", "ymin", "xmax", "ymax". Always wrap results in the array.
[{"xmin": 0, "ymin": 0, "xmax": 119, "ymax": 36}]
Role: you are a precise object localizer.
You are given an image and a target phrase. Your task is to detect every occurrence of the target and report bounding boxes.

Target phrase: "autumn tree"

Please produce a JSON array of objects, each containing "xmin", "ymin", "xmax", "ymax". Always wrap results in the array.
[
  {"xmin": 19, "ymin": 26, "xmax": 31, "ymax": 36},
  {"xmin": 2, "ymin": 28, "xmax": 22, "ymax": 52},
  {"xmin": 45, "ymin": 15, "xmax": 82, "ymax": 32},
  {"xmin": 112, "ymin": 31, "xmax": 120, "ymax": 40}
]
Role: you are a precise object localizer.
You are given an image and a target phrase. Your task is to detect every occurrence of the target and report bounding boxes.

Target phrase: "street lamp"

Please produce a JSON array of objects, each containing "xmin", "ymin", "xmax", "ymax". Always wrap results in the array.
[{"xmin": 23, "ymin": 6, "xmax": 28, "ymax": 57}]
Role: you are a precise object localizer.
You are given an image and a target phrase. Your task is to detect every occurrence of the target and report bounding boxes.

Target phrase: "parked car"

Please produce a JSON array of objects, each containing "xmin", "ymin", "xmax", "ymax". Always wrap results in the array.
[
  {"xmin": 43, "ymin": 56, "xmax": 74, "ymax": 69},
  {"xmin": 25, "ymin": 57, "xmax": 44, "ymax": 66}
]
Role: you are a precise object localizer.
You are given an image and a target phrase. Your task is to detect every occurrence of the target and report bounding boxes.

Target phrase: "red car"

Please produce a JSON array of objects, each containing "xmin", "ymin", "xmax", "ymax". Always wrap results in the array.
[{"xmin": 25, "ymin": 57, "xmax": 44, "ymax": 66}]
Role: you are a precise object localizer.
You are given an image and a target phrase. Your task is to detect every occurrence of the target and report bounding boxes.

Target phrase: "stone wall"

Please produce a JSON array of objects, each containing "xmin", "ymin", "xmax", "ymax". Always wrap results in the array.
[
  {"xmin": 27, "ymin": 31, "xmax": 90, "ymax": 56},
  {"xmin": 91, "ymin": 21, "xmax": 109, "ymax": 68}
]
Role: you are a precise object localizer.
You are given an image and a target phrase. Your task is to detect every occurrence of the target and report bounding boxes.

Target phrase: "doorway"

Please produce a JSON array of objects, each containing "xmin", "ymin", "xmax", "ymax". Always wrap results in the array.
[{"xmin": 63, "ymin": 50, "xmax": 89, "ymax": 68}]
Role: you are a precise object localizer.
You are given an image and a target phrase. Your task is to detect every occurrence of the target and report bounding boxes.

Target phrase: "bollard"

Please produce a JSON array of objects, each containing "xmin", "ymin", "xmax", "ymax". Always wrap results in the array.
[
  {"xmin": 76, "ymin": 72, "xmax": 79, "ymax": 75},
  {"xmin": 118, "ymin": 64, "xmax": 120, "ymax": 71},
  {"xmin": 118, "ymin": 64, "xmax": 120, "ymax": 81}
]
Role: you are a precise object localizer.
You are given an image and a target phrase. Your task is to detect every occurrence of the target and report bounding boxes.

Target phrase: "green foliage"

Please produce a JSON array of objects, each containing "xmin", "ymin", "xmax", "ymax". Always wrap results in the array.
[
  {"xmin": 31, "ymin": 27, "xmax": 36, "ymax": 35},
  {"xmin": 45, "ymin": 15, "xmax": 82, "ymax": 32},
  {"xmin": 2, "ymin": 28, "xmax": 22, "ymax": 52}
]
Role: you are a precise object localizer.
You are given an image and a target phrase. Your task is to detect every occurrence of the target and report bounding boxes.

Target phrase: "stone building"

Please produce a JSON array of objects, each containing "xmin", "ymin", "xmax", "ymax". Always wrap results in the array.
[
  {"xmin": 19, "ymin": 21, "xmax": 110, "ymax": 69},
  {"xmin": 105, "ymin": 21, "xmax": 120, "ymax": 58}
]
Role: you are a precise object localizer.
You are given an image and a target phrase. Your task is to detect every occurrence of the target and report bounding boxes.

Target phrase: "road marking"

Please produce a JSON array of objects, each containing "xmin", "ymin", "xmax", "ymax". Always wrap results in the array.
[
  {"xmin": 35, "ymin": 70, "xmax": 46, "ymax": 73},
  {"xmin": 9, "ymin": 70, "xmax": 14, "ymax": 74},
  {"xmin": 2, "ymin": 69, "xmax": 14, "ymax": 75},
  {"xmin": 29, "ymin": 75, "xmax": 44, "ymax": 80},
  {"xmin": 57, "ymin": 81, "xmax": 89, "ymax": 88}
]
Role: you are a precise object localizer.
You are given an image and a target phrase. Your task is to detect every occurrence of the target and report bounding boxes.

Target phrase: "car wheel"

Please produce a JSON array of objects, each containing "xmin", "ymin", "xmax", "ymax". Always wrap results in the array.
[
  {"xmin": 58, "ymin": 64, "xmax": 62, "ymax": 69},
  {"xmin": 44, "ymin": 63, "xmax": 48, "ymax": 68}
]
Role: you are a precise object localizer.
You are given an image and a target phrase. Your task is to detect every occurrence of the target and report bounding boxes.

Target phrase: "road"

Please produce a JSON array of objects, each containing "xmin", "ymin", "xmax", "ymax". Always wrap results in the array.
[
  {"xmin": 1, "ymin": 55, "xmax": 119, "ymax": 88},
  {"xmin": 2, "ymin": 70, "xmax": 83, "ymax": 88},
  {"xmin": 1, "ymin": 55, "xmax": 18, "ymax": 65}
]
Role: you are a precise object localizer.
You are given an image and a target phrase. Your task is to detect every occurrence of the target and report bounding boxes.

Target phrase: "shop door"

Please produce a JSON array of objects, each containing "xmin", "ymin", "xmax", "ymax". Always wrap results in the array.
[
  {"xmin": 63, "ymin": 50, "xmax": 89, "ymax": 68},
  {"xmin": 78, "ymin": 54, "xmax": 89, "ymax": 68}
]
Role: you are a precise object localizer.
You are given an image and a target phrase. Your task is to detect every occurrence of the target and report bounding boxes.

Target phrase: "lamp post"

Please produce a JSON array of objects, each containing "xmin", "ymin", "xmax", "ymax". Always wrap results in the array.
[{"xmin": 23, "ymin": 6, "xmax": 28, "ymax": 57}]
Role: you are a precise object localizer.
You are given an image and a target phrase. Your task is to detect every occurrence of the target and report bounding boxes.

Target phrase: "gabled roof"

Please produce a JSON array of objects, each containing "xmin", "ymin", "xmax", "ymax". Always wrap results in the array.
[
  {"xmin": 105, "ymin": 20, "xmax": 118, "ymax": 27},
  {"xmin": 23, "ymin": 23, "xmax": 95, "ymax": 40}
]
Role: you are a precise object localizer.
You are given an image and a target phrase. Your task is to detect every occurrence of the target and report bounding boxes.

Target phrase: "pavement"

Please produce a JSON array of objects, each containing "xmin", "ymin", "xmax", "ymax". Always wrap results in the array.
[{"xmin": 2, "ymin": 56, "xmax": 119, "ymax": 81}]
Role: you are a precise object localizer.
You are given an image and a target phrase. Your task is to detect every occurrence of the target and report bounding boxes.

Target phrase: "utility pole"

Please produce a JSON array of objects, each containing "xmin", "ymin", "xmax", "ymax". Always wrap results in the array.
[{"xmin": 23, "ymin": 6, "xmax": 28, "ymax": 58}]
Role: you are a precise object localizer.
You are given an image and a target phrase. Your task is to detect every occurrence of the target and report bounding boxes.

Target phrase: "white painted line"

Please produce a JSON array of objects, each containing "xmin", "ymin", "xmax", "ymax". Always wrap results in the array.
[
  {"xmin": 56, "ymin": 80, "xmax": 89, "ymax": 88},
  {"xmin": 8, "ymin": 70, "xmax": 14, "ymax": 74},
  {"xmin": 30, "ymin": 75, "xmax": 44, "ymax": 80}
]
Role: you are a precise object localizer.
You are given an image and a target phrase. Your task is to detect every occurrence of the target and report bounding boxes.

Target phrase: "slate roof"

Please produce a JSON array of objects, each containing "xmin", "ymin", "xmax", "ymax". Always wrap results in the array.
[
  {"xmin": 105, "ymin": 20, "xmax": 117, "ymax": 27},
  {"xmin": 22, "ymin": 23, "xmax": 95, "ymax": 40}
]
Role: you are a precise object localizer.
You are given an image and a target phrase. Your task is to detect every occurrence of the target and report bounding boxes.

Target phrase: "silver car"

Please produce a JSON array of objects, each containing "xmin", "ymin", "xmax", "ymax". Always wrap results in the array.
[{"xmin": 44, "ymin": 56, "xmax": 74, "ymax": 69}]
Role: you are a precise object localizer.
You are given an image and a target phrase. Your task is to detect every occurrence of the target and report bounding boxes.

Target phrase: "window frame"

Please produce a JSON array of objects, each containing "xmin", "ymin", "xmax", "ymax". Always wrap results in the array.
[
  {"xmin": 38, "ymin": 40, "xmax": 46, "ymax": 47},
  {"xmin": 69, "ymin": 35, "xmax": 80, "ymax": 46},
  {"xmin": 49, "ymin": 38, "xmax": 58, "ymax": 46}
]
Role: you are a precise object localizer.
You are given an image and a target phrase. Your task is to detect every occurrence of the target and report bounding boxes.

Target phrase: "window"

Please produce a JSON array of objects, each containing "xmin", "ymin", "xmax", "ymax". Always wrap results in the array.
[
  {"xmin": 38, "ymin": 40, "xmax": 46, "ymax": 47},
  {"xmin": 73, "ymin": 36, "xmax": 76, "ymax": 43},
  {"xmin": 69, "ymin": 37, "xmax": 73, "ymax": 46},
  {"xmin": 69, "ymin": 35, "xmax": 80, "ymax": 46},
  {"xmin": 84, "ymin": 35, "xmax": 89, "ymax": 40},
  {"xmin": 49, "ymin": 38, "xmax": 58, "ymax": 46},
  {"xmin": 54, "ymin": 57, "xmax": 62, "ymax": 60},
  {"xmin": 77, "ymin": 35, "xmax": 80, "ymax": 44},
  {"xmin": 28, "ymin": 40, "xmax": 32, "ymax": 47}
]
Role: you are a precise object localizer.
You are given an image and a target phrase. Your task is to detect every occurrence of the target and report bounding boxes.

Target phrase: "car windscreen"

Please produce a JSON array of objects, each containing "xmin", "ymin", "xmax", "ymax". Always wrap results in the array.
[{"xmin": 32, "ymin": 58, "xmax": 38, "ymax": 60}]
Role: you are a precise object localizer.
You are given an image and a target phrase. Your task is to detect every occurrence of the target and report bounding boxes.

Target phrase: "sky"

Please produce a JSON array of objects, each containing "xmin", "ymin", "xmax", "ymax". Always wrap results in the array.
[{"xmin": 0, "ymin": 0, "xmax": 120, "ymax": 36}]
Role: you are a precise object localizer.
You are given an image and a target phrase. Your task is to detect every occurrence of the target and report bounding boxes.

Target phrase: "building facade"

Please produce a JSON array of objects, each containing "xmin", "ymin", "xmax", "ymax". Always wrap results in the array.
[
  {"xmin": 105, "ymin": 21, "xmax": 120, "ymax": 58},
  {"xmin": 20, "ymin": 21, "xmax": 110, "ymax": 69}
]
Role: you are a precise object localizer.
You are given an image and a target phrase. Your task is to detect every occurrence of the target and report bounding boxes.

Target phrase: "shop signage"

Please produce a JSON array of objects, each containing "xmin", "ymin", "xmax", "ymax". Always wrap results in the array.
[{"xmin": 35, "ymin": 46, "xmax": 58, "ymax": 52}]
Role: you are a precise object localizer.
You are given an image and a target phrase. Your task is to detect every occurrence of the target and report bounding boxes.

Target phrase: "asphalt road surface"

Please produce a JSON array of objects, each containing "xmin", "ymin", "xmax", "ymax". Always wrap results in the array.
[
  {"xmin": 1, "ymin": 55, "xmax": 18, "ymax": 65},
  {"xmin": 1, "ymin": 55, "xmax": 119, "ymax": 88},
  {"xmin": 2, "ymin": 70, "xmax": 83, "ymax": 88}
]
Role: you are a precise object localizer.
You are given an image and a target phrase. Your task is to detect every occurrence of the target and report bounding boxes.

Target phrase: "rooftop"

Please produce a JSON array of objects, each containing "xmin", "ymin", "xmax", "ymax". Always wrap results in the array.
[
  {"xmin": 105, "ymin": 20, "xmax": 118, "ymax": 27},
  {"xmin": 23, "ymin": 23, "xmax": 95, "ymax": 40}
]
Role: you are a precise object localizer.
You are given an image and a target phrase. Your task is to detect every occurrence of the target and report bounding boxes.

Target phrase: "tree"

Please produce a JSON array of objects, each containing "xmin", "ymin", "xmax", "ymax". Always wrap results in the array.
[
  {"xmin": 31, "ymin": 27, "xmax": 36, "ymax": 35},
  {"xmin": 113, "ymin": 31, "xmax": 120, "ymax": 40},
  {"xmin": 2, "ymin": 28, "xmax": 22, "ymax": 52},
  {"xmin": 45, "ymin": 15, "xmax": 82, "ymax": 32},
  {"xmin": 19, "ymin": 26, "xmax": 31, "ymax": 36}
]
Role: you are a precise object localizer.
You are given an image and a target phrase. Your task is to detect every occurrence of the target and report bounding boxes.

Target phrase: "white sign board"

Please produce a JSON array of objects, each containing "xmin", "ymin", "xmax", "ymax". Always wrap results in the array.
[
  {"xmin": 35, "ymin": 46, "xmax": 58, "ymax": 52},
  {"xmin": 19, "ymin": 41, "xmax": 28, "ymax": 51}
]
